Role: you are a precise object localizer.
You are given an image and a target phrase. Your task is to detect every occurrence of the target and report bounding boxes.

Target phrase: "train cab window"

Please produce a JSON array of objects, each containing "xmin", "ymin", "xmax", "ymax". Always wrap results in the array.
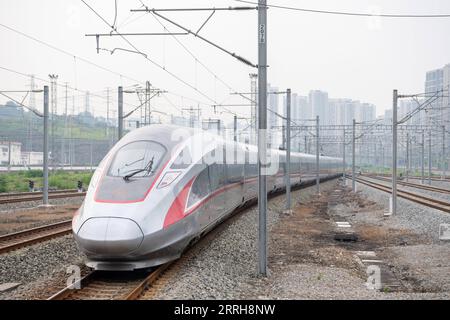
[
  {"xmin": 108, "ymin": 141, "xmax": 166, "ymax": 178},
  {"xmin": 170, "ymin": 146, "xmax": 192, "ymax": 169},
  {"xmin": 208, "ymin": 163, "xmax": 225, "ymax": 191},
  {"xmin": 187, "ymin": 167, "xmax": 211, "ymax": 208}
]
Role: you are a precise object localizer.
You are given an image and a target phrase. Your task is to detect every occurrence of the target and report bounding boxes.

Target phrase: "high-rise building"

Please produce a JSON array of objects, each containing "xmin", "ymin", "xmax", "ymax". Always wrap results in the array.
[
  {"xmin": 330, "ymin": 98, "xmax": 355, "ymax": 126},
  {"xmin": 309, "ymin": 90, "xmax": 331, "ymax": 125},
  {"xmin": 356, "ymin": 103, "xmax": 376, "ymax": 123},
  {"xmin": 425, "ymin": 64, "xmax": 450, "ymax": 128}
]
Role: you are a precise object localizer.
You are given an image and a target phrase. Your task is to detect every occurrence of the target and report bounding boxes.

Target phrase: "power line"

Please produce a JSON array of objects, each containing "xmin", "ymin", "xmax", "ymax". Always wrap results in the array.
[
  {"xmin": 80, "ymin": 0, "xmax": 218, "ymax": 104},
  {"xmin": 0, "ymin": 22, "xmax": 143, "ymax": 85},
  {"xmin": 235, "ymin": 0, "xmax": 450, "ymax": 18},
  {"xmin": 149, "ymin": 12, "xmax": 237, "ymax": 94}
]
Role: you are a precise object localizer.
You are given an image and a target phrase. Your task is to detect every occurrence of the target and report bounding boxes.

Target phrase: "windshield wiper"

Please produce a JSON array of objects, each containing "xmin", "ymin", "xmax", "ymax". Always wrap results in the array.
[
  {"xmin": 123, "ymin": 156, "xmax": 154, "ymax": 181},
  {"xmin": 117, "ymin": 156, "xmax": 145, "ymax": 175}
]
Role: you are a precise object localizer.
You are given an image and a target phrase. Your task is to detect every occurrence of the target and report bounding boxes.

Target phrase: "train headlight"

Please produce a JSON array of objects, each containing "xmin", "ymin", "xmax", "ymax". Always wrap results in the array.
[{"xmin": 157, "ymin": 171, "xmax": 181, "ymax": 189}]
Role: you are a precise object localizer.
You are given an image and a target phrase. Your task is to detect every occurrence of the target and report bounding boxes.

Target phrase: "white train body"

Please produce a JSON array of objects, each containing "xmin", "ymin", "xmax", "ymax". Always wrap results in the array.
[{"xmin": 72, "ymin": 125, "xmax": 342, "ymax": 270}]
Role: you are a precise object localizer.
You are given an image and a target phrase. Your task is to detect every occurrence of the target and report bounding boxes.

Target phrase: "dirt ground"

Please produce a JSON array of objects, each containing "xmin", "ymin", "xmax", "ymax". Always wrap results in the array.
[{"xmin": 0, "ymin": 204, "xmax": 78, "ymax": 235}]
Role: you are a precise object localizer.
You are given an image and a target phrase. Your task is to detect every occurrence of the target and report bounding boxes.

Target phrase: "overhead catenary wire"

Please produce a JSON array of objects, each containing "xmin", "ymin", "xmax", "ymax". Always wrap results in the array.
[
  {"xmin": 0, "ymin": 22, "xmax": 208, "ymax": 115},
  {"xmin": 235, "ymin": 0, "xmax": 450, "ymax": 18},
  {"xmin": 80, "ymin": 0, "xmax": 219, "ymax": 105}
]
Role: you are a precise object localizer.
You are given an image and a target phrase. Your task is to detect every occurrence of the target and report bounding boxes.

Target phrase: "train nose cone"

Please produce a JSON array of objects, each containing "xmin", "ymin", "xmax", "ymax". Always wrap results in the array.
[{"xmin": 77, "ymin": 217, "xmax": 144, "ymax": 255}]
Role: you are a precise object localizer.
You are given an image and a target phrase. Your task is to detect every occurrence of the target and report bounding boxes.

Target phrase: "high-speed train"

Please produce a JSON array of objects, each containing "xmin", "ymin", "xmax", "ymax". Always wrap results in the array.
[{"xmin": 72, "ymin": 124, "xmax": 342, "ymax": 270}]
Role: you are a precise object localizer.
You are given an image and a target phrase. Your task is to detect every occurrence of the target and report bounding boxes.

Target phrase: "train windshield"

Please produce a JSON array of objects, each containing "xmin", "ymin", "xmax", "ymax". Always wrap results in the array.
[
  {"xmin": 108, "ymin": 141, "xmax": 166, "ymax": 178},
  {"xmin": 95, "ymin": 141, "xmax": 167, "ymax": 202}
]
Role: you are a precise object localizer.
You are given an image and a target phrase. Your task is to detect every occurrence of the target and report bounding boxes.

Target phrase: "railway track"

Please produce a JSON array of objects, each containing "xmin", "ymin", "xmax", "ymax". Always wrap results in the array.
[
  {"xmin": 363, "ymin": 175, "xmax": 450, "ymax": 195},
  {"xmin": 47, "ymin": 263, "xmax": 171, "ymax": 300},
  {"xmin": 0, "ymin": 189, "xmax": 79, "ymax": 198},
  {"xmin": 0, "ymin": 191, "xmax": 86, "ymax": 205},
  {"xmin": 354, "ymin": 177, "xmax": 450, "ymax": 213},
  {"xmin": 0, "ymin": 220, "xmax": 72, "ymax": 254},
  {"xmin": 372, "ymin": 173, "xmax": 450, "ymax": 182},
  {"xmin": 46, "ymin": 175, "xmax": 340, "ymax": 300}
]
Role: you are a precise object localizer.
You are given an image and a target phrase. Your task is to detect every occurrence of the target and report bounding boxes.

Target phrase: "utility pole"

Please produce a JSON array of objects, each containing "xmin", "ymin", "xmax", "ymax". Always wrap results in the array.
[
  {"xmin": 62, "ymin": 83, "xmax": 68, "ymax": 167},
  {"xmin": 106, "ymin": 87, "xmax": 110, "ymax": 147},
  {"xmin": 343, "ymin": 128, "xmax": 346, "ymax": 185},
  {"xmin": 352, "ymin": 119, "xmax": 356, "ymax": 192},
  {"xmin": 316, "ymin": 115, "xmax": 320, "ymax": 194},
  {"xmin": 234, "ymin": 115, "xmax": 238, "ymax": 142},
  {"xmin": 421, "ymin": 131, "xmax": 425, "ymax": 184},
  {"xmin": 90, "ymin": 141, "xmax": 93, "ymax": 172},
  {"xmin": 391, "ymin": 89, "xmax": 398, "ymax": 215},
  {"xmin": 285, "ymin": 88, "xmax": 291, "ymax": 211},
  {"xmin": 442, "ymin": 126, "xmax": 446, "ymax": 180},
  {"xmin": 118, "ymin": 86, "xmax": 123, "ymax": 140},
  {"xmin": 146, "ymin": 81, "xmax": 151, "ymax": 125},
  {"xmin": 28, "ymin": 75, "xmax": 36, "ymax": 165},
  {"xmin": 48, "ymin": 74, "xmax": 58, "ymax": 166},
  {"xmin": 7, "ymin": 141, "xmax": 11, "ymax": 171},
  {"xmin": 257, "ymin": 0, "xmax": 268, "ymax": 276},
  {"xmin": 43, "ymin": 86, "xmax": 49, "ymax": 205},
  {"xmin": 406, "ymin": 133, "xmax": 409, "ymax": 182},
  {"xmin": 428, "ymin": 130, "xmax": 432, "ymax": 185}
]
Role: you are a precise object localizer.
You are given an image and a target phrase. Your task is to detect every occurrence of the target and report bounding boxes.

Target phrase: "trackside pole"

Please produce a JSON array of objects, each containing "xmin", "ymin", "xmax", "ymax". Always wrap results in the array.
[
  {"xmin": 257, "ymin": 0, "xmax": 268, "ymax": 276},
  {"xmin": 43, "ymin": 86, "xmax": 49, "ymax": 205}
]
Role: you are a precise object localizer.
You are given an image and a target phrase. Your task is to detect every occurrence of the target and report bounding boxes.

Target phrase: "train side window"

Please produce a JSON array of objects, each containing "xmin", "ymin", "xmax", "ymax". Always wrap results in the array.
[
  {"xmin": 171, "ymin": 146, "xmax": 192, "ymax": 169},
  {"xmin": 187, "ymin": 167, "xmax": 211, "ymax": 208},
  {"xmin": 208, "ymin": 163, "xmax": 224, "ymax": 191}
]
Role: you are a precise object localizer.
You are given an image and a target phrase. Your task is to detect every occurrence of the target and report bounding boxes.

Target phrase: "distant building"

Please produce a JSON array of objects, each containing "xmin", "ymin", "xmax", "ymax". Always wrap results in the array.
[
  {"xmin": 425, "ymin": 64, "xmax": 450, "ymax": 127},
  {"xmin": 21, "ymin": 152, "xmax": 44, "ymax": 166},
  {"xmin": 0, "ymin": 141, "xmax": 22, "ymax": 165},
  {"xmin": 330, "ymin": 98, "xmax": 355, "ymax": 126},
  {"xmin": 356, "ymin": 103, "xmax": 376, "ymax": 123},
  {"xmin": 309, "ymin": 90, "xmax": 331, "ymax": 125}
]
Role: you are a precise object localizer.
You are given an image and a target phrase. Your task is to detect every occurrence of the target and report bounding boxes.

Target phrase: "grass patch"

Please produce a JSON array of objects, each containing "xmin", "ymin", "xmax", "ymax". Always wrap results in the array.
[{"xmin": 0, "ymin": 170, "xmax": 93, "ymax": 192}]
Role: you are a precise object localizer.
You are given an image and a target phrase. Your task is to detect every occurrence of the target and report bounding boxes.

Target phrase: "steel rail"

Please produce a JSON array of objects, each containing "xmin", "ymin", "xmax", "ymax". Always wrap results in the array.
[
  {"xmin": 0, "ymin": 192, "xmax": 86, "ymax": 204},
  {"xmin": 47, "ymin": 263, "xmax": 172, "ymax": 300},
  {"xmin": 0, "ymin": 220, "xmax": 72, "ymax": 254},
  {"xmin": 354, "ymin": 177, "xmax": 450, "ymax": 213},
  {"xmin": 0, "ymin": 189, "xmax": 80, "ymax": 198},
  {"xmin": 364, "ymin": 175, "xmax": 450, "ymax": 194}
]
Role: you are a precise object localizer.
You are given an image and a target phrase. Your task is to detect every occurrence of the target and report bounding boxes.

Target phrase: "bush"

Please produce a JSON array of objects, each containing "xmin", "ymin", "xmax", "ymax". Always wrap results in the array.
[
  {"xmin": 25, "ymin": 169, "xmax": 43, "ymax": 178},
  {"xmin": 0, "ymin": 175, "xmax": 6, "ymax": 193}
]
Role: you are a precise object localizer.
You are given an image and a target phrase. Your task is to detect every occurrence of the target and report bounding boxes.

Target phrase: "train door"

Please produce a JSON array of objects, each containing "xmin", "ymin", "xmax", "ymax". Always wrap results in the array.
[{"xmin": 207, "ymin": 162, "xmax": 226, "ymax": 221}]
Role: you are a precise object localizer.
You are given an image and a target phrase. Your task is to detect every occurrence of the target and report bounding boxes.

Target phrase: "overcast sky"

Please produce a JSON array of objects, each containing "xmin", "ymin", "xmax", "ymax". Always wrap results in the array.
[{"xmin": 0, "ymin": 0, "xmax": 449, "ymax": 122}]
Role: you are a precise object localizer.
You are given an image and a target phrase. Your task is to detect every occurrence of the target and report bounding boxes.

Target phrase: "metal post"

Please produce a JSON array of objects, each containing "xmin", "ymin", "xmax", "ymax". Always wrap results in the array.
[
  {"xmin": 90, "ymin": 141, "xmax": 93, "ymax": 173},
  {"xmin": 392, "ymin": 89, "xmax": 398, "ymax": 215},
  {"xmin": 442, "ymin": 126, "xmax": 446, "ymax": 180},
  {"xmin": 285, "ymin": 89, "xmax": 291, "ymax": 211},
  {"xmin": 257, "ymin": 0, "xmax": 267, "ymax": 276},
  {"xmin": 118, "ymin": 86, "xmax": 123, "ymax": 140},
  {"xmin": 343, "ymin": 128, "xmax": 346, "ymax": 184},
  {"xmin": 304, "ymin": 135, "xmax": 307, "ymax": 153},
  {"xmin": 234, "ymin": 115, "xmax": 237, "ymax": 142},
  {"xmin": 421, "ymin": 131, "xmax": 425, "ymax": 184},
  {"xmin": 316, "ymin": 115, "xmax": 320, "ymax": 194},
  {"xmin": 352, "ymin": 119, "xmax": 356, "ymax": 192},
  {"xmin": 43, "ymin": 86, "xmax": 49, "ymax": 205},
  {"xmin": 428, "ymin": 130, "xmax": 432, "ymax": 185},
  {"xmin": 406, "ymin": 133, "xmax": 409, "ymax": 182},
  {"xmin": 7, "ymin": 141, "xmax": 11, "ymax": 171},
  {"xmin": 106, "ymin": 87, "xmax": 110, "ymax": 147}
]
